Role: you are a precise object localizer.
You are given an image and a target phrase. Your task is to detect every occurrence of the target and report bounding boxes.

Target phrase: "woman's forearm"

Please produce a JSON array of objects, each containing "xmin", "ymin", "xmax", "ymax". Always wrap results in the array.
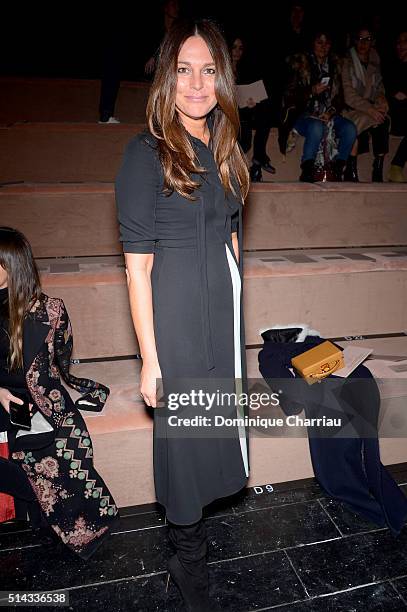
[
  {"xmin": 232, "ymin": 232, "xmax": 239, "ymax": 263},
  {"xmin": 125, "ymin": 257, "xmax": 158, "ymax": 365}
]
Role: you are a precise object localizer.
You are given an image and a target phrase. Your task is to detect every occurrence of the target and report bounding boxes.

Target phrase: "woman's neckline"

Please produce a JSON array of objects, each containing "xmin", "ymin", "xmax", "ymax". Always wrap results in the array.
[
  {"xmin": 189, "ymin": 133, "xmax": 210, "ymax": 148},
  {"xmin": 0, "ymin": 286, "xmax": 8, "ymax": 306},
  {"xmin": 183, "ymin": 112, "xmax": 215, "ymax": 149}
]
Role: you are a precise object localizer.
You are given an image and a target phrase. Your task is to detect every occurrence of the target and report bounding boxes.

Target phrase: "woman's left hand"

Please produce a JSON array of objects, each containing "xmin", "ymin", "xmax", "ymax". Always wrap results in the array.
[
  {"xmin": 319, "ymin": 112, "xmax": 332, "ymax": 122},
  {"xmin": 0, "ymin": 387, "xmax": 22, "ymax": 413}
]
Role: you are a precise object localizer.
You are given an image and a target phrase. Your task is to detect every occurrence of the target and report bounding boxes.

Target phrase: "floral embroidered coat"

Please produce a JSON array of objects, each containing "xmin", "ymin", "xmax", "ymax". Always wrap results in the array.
[{"xmin": 9, "ymin": 294, "xmax": 118, "ymax": 559}]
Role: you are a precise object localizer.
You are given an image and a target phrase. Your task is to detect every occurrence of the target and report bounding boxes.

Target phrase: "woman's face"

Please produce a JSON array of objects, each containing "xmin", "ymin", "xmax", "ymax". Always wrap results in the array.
[
  {"xmin": 175, "ymin": 35, "xmax": 217, "ymax": 121},
  {"xmin": 396, "ymin": 32, "xmax": 407, "ymax": 61},
  {"xmin": 231, "ymin": 38, "xmax": 244, "ymax": 63},
  {"xmin": 355, "ymin": 29, "xmax": 373, "ymax": 56},
  {"xmin": 313, "ymin": 35, "xmax": 331, "ymax": 59},
  {"xmin": 0, "ymin": 264, "xmax": 8, "ymax": 288}
]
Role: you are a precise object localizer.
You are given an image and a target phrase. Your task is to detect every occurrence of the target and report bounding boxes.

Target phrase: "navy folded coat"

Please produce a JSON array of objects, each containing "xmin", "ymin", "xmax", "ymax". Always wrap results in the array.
[{"xmin": 258, "ymin": 329, "xmax": 407, "ymax": 535}]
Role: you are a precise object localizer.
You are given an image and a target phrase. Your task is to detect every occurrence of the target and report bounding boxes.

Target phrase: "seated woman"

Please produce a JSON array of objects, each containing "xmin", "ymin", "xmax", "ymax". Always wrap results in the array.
[
  {"xmin": 281, "ymin": 29, "xmax": 357, "ymax": 182},
  {"xmin": 230, "ymin": 36, "xmax": 276, "ymax": 182},
  {"xmin": 384, "ymin": 30, "xmax": 407, "ymax": 182},
  {"xmin": 0, "ymin": 227, "xmax": 118, "ymax": 559},
  {"xmin": 342, "ymin": 25, "xmax": 390, "ymax": 182}
]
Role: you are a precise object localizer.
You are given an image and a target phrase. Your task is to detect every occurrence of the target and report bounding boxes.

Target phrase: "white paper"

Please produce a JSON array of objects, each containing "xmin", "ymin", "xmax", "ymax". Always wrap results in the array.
[
  {"xmin": 236, "ymin": 80, "xmax": 268, "ymax": 108},
  {"xmin": 334, "ymin": 346, "xmax": 373, "ymax": 378}
]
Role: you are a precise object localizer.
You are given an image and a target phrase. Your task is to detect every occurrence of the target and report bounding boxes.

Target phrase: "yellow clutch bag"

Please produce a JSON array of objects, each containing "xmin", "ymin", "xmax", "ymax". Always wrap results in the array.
[{"xmin": 291, "ymin": 340, "xmax": 344, "ymax": 385}]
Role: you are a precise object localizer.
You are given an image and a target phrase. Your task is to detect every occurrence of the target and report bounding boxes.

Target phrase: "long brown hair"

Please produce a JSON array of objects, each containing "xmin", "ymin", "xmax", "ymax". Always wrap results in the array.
[
  {"xmin": 0, "ymin": 227, "xmax": 42, "ymax": 371},
  {"xmin": 146, "ymin": 18, "xmax": 250, "ymax": 200}
]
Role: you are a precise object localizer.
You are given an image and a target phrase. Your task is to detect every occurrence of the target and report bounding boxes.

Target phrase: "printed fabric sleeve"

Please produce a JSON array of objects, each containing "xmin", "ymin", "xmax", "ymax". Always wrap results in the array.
[
  {"xmin": 54, "ymin": 300, "xmax": 110, "ymax": 412},
  {"xmin": 115, "ymin": 133, "xmax": 159, "ymax": 254}
]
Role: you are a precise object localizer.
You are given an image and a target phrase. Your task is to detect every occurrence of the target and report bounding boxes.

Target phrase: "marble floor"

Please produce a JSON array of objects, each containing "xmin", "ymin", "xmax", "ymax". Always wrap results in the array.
[{"xmin": 1, "ymin": 465, "xmax": 407, "ymax": 611}]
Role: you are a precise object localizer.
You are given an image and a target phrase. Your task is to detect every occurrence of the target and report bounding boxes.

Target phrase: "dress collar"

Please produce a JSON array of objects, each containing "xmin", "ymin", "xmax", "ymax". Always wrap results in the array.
[
  {"xmin": 185, "ymin": 110, "xmax": 215, "ymax": 150},
  {"xmin": 0, "ymin": 287, "xmax": 8, "ymax": 303}
]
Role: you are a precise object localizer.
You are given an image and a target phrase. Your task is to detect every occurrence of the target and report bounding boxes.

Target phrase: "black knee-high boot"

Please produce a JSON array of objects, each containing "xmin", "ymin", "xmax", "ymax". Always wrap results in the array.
[
  {"xmin": 168, "ymin": 519, "xmax": 213, "ymax": 611},
  {"xmin": 344, "ymin": 155, "xmax": 359, "ymax": 182},
  {"xmin": 372, "ymin": 156, "xmax": 384, "ymax": 182}
]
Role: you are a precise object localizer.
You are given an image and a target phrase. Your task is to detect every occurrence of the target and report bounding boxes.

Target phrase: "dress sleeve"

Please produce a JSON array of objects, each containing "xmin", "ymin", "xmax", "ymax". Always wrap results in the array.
[
  {"xmin": 231, "ymin": 209, "xmax": 239, "ymax": 233},
  {"xmin": 115, "ymin": 133, "xmax": 159, "ymax": 254}
]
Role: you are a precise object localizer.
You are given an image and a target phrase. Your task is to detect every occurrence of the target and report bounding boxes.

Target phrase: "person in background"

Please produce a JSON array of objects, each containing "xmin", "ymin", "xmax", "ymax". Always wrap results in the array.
[
  {"xmin": 98, "ymin": 27, "xmax": 123, "ymax": 124},
  {"xmin": 281, "ymin": 30, "xmax": 357, "ymax": 182},
  {"xmin": 384, "ymin": 30, "xmax": 407, "ymax": 182},
  {"xmin": 0, "ymin": 227, "xmax": 118, "ymax": 559},
  {"xmin": 282, "ymin": 1, "xmax": 309, "ymax": 58},
  {"xmin": 0, "ymin": 399, "xmax": 52, "ymax": 542},
  {"xmin": 144, "ymin": 0, "xmax": 180, "ymax": 76},
  {"xmin": 342, "ymin": 25, "xmax": 390, "ymax": 182},
  {"xmin": 231, "ymin": 36, "xmax": 276, "ymax": 182}
]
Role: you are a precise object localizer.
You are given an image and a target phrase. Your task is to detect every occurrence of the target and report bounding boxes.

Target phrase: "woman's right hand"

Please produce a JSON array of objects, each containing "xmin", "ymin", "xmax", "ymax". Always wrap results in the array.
[
  {"xmin": 312, "ymin": 83, "xmax": 329, "ymax": 96},
  {"xmin": 0, "ymin": 387, "xmax": 23, "ymax": 413},
  {"xmin": 140, "ymin": 360, "xmax": 162, "ymax": 408},
  {"xmin": 367, "ymin": 106, "xmax": 385, "ymax": 123},
  {"xmin": 144, "ymin": 57, "xmax": 156, "ymax": 75}
]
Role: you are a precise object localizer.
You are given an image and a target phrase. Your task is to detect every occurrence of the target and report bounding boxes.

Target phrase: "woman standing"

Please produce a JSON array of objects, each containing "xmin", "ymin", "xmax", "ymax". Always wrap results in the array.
[
  {"xmin": 0, "ymin": 227, "xmax": 118, "ymax": 559},
  {"xmin": 116, "ymin": 19, "xmax": 249, "ymax": 611}
]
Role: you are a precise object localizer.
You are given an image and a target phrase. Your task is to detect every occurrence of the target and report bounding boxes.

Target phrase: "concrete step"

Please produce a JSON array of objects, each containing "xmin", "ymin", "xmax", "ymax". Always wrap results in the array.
[
  {"xmin": 2, "ymin": 183, "xmax": 406, "ymax": 258},
  {"xmin": 0, "ymin": 184, "xmax": 120, "ymax": 257},
  {"xmin": 245, "ymin": 183, "xmax": 407, "ymax": 251},
  {"xmin": 1, "ymin": 122, "xmax": 403, "ymax": 184},
  {"xmin": 73, "ymin": 337, "xmax": 407, "ymax": 507},
  {"xmin": 0, "ymin": 77, "xmax": 149, "ymax": 124},
  {"xmin": 38, "ymin": 248, "xmax": 407, "ymax": 359},
  {"xmin": 0, "ymin": 122, "xmax": 144, "ymax": 183}
]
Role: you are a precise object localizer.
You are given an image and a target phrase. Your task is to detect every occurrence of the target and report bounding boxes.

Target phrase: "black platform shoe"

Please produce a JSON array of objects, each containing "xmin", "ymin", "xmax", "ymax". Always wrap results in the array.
[
  {"xmin": 32, "ymin": 526, "xmax": 59, "ymax": 549},
  {"xmin": 343, "ymin": 155, "xmax": 359, "ymax": 182},
  {"xmin": 250, "ymin": 163, "xmax": 263, "ymax": 182},
  {"xmin": 261, "ymin": 161, "xmax": 276, "ymax": 174},
  {"xmin": 299, "ymin": 159, "xmax": 315, "ymax": 182},
  {"xmin": 372, "ymin": 156, "xmax": 384, "ymax": 182}
]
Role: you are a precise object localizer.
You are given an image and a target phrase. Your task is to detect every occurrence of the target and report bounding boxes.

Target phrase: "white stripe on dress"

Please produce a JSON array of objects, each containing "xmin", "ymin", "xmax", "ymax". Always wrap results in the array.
[{"xmin": 225, "ymin": 243, "xmax": 249, "ymax": 477}]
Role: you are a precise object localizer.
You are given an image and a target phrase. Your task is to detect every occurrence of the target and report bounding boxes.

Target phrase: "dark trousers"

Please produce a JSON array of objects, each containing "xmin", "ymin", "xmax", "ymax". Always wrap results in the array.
[
  {"xmin": 392, "ymin": 136, "xmax": 407, "ymax": 168},
  {"xmin": 98, "ymin": 46, "xmax": 121, "ymax": 120},
  {"xmin": 359, "ymin": 117, "xmax": 390, "ymax": 156},
  {"xmin": 0, "ymin": 457, "xmax": 42, "ymax": 527},
  {"xmin": 239, "ymin": 99, "xmax": 272, "ymax": 165}
]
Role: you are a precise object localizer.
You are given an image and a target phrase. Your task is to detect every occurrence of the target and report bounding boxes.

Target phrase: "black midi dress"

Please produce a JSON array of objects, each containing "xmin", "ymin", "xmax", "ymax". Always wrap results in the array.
[{"xmin": 116, "ymin": 129, "xmax": 249, "ymax": 524}]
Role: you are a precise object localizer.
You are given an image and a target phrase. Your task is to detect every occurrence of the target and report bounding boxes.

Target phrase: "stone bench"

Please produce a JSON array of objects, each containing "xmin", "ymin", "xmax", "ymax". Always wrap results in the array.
[
  {"xmin": 0, "ymin": 122, "xmax": 403, "ymax": 183},
  {"xmin": 38, "ymin": 247, "xmax": 407, "ymax": 358},
  {"xmin": 71, "ymin": 337, "xmax": 407, "ymax": 507},
  {"xmin": 1, "ymin": 183, "xmax": 406, "ymax": 257}
]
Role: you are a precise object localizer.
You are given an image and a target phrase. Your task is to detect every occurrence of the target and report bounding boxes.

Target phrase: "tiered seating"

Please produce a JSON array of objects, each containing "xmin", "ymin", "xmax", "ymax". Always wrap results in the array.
[
  {"xmin": 2, "ymin": 182, "xmax": 406, "ymax": 258},
  {"xmin": 0, "ymin": 77, "xmax": 403, "ymax": 183},
  {"xmin": 0, "ymin": 77, "xmax": 149, "ymax": 123},
  {"xmin": 33, "ymin": 246, "xmax": 407, "ymax": 358},
  {"xmin": 1, "ymin": 122, "xmax": 402, "ymax": 184},
  {"xmin": 1, "ymin": 76, "xmax": 407, "ymax": 507}
]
